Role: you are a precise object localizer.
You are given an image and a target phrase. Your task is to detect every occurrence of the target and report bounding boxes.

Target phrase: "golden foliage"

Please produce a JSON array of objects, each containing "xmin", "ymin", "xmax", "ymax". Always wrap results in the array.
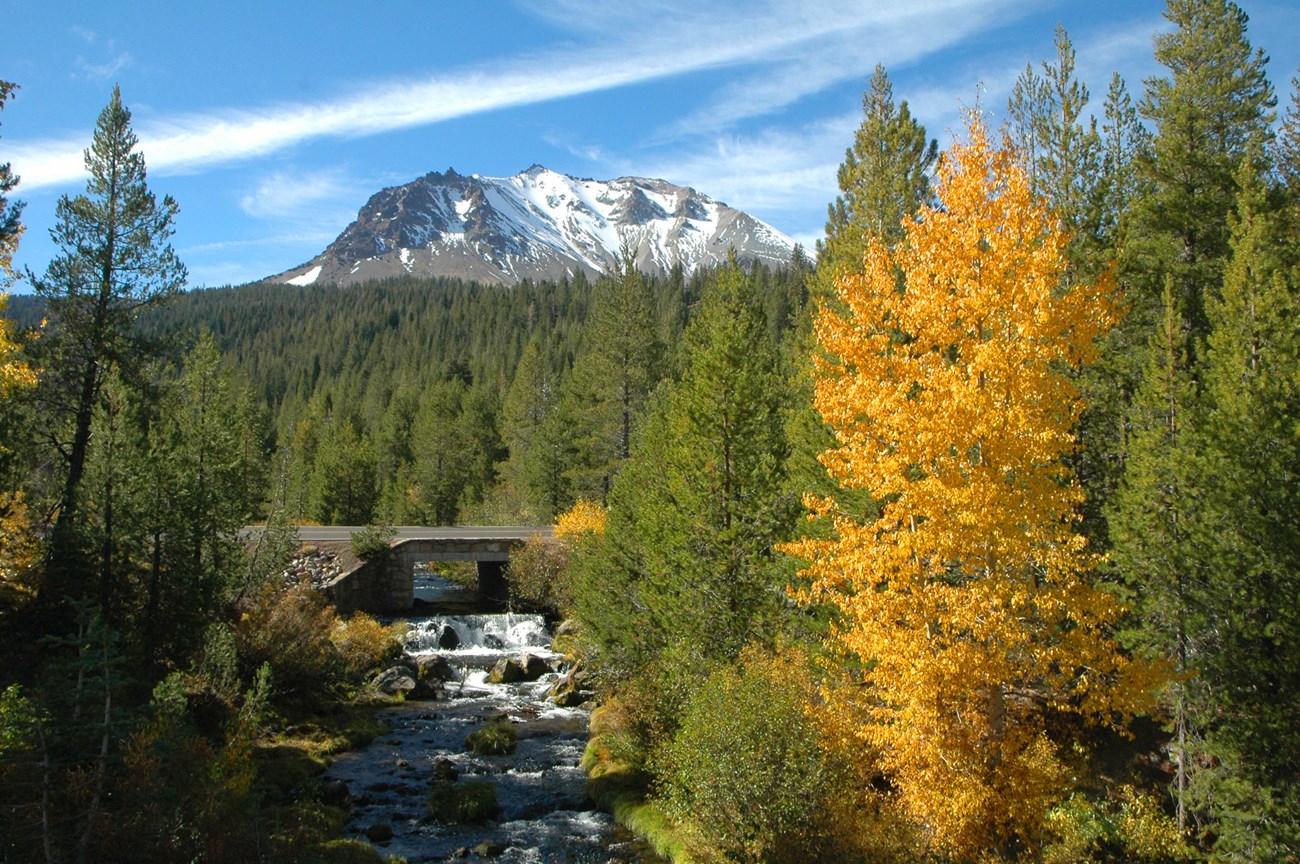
[
  {"xmin": 554, "ymin": 498, "xmax": 607, "ymax": 539},
  {"xmin": 0, "ymin": 490, "xmax": 37, "ymax": 595},
  {"xmin": 785, "ymin": 113, "xmax": 1157, "ymax": 857},
  {"xmin": 331, "ymin": 612, "xmax": 404, "ymax": 677},
  {"xmin": 0, "ymin": 293, "xmax": 34, "ymax": 397}
]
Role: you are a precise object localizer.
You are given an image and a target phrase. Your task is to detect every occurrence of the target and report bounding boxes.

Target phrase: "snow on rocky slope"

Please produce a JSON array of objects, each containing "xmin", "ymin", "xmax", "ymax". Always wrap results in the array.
[{"xmin": 271, "ymin": 165, "xmax": 796, "ymax": 286}]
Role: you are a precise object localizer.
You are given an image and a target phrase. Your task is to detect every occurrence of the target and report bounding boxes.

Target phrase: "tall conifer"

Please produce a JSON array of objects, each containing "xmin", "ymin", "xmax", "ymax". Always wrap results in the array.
[
  {"xmin": 33, "ymin": 86, "xmax": 186, "ymax": 608},
  {"xmin": 1131, "ymin": 0, "xmax": 1275, "ymax": 344},
  {"xmin": 1187, "ymin": 158, "xmax": 1300, "ymax": 857}
]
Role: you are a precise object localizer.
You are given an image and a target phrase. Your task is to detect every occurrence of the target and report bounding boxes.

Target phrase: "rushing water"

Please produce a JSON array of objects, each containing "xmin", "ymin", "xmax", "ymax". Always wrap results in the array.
[{"xmin": 323, "ymin": 574, "xmax": 658, "ymax": 863}]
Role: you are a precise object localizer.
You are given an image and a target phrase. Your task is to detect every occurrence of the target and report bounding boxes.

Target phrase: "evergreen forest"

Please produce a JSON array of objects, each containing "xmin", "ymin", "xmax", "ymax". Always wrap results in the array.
[{"xmin": 2, "ymin": 2, "xmax": 1300, "ymax": 861}]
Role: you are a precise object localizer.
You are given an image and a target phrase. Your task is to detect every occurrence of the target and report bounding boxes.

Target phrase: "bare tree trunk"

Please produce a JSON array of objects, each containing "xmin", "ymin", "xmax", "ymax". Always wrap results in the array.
[
  {"xmin": 75, "ymin": 628, "xmax": 111, "ymax": 864},
  {"xmin": 35, "ymin": 712, "xmax": 55, "ymax": 864}
]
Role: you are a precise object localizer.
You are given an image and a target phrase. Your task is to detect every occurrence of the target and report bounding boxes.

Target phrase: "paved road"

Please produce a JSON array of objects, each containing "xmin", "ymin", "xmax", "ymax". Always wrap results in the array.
[{"xmin": 274, "ymin": 525, "xmax": 553, "ymax": 542}]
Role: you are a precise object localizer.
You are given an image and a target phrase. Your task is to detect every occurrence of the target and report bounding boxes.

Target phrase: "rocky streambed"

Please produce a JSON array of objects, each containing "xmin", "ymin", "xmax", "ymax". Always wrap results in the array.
[{"xmin": 322, "ymin": 575, "xmax": 656, "ymax": 863}]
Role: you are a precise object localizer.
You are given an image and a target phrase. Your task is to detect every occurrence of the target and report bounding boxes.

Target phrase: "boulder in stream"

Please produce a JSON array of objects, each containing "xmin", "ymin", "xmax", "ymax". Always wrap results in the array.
[
  {"xmin": 488, "ymin": 653, "xmax": 551, "ymax": 684},
  {"xmin": 321, "ymin": 779, "xmax": 352, "ymax": 809},
  {"xmin": 436, "ymin": 623, "xmax": 460, "ymax": 650},
  {"xmin": 416, "ymin": 654, "xmax": 459, "ymax": 683},
  {"xmin": 520, "ymin": 653, "xmax": 552, "ymax": 679},
  {"xmin": 365, "ymin": 823, "xmax": 393, "ymax": 844},
  {"xmin": 487, "ymin": 657, "xmax": 525, "ymax": 684},
  {"xmin": 371, "ymin": 665, "xmax": 417, "ymax": 696}
]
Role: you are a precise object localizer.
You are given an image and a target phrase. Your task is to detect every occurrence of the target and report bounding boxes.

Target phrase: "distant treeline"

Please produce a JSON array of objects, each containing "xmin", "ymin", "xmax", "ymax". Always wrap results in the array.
[{"xmin": 11, "ymin": 258, "xmax": 808, "ymax": 527}]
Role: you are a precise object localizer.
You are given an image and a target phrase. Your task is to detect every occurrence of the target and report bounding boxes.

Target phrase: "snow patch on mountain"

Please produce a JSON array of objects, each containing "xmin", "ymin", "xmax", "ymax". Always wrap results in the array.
[
  {"xmin": 270, "ymin": 166, "xmax": 797, "ymax": 287},
  {"xmin": 286, "ymin": 265, "xmax": 322, "ymax": 286}
]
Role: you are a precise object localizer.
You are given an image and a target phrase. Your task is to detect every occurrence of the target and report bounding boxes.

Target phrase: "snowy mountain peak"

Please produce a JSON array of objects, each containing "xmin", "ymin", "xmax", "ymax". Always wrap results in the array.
[{"xmin": 271, "ymin": 166, "xmax": 796, "ymax": 287}]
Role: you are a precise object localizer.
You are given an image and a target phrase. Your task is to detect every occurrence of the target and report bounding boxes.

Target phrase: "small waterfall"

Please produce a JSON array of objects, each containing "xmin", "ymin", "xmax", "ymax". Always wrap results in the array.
[{"xmin": 405, "ymin": 613, "xmax": 553, "ymax": 656}]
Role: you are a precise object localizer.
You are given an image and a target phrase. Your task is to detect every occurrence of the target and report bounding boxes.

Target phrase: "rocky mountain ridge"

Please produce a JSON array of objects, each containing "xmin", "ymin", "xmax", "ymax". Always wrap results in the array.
[{"xmin": 271, "ymin": 165, "xmax": 796, "ymax": 286}]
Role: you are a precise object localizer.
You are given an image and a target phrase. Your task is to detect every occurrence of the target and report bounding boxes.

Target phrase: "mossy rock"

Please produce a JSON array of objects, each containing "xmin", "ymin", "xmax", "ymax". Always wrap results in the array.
[
  {"xmin": 427, "ymin": 779, "xmax": 500, "ymax": 824},
  {"xmin": 315, "ymin": 838, "xmax": 387, "ymax": 863}
]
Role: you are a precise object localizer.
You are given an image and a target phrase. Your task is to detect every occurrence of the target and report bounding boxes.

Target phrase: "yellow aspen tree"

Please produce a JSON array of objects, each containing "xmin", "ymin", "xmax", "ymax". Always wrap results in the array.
[
  {"xmin": 787, "ymin": 113, "xmax": 1156, "ymax": 857},
  {"xmin": 0, "ymin": 295, "xmax": 33, "ymax": 396}
]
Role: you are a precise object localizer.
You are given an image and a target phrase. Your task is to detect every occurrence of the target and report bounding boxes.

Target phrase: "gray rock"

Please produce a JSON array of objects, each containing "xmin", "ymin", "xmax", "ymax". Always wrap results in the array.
[
  {"xmin": 436, "ymin": 623, "xmax": 460, "ymax": 650},
  {"xmin": 518, "ymin": 653, "xmax": 552, "ymax": 680},
  {"xmin": 371, "ymin": 665, "xmax": 416, "ymax": 696},
  {"xmin": 431, "ymin": 758, "xmax": 459, "ymax": 784},
  {"xmin": 416, "ymin": 654, "xmax": 458, "ymax": 682},
  {"xmin": 322, "ymin": 779, "xmax": 351, "ymax": 808},
  {"xmin": 553, "ymin": 619, "xmax": 581, "ymax": 639},
  {"xmin": 487, "ymin": 657, "xmax": 525, "ymax": 684}
]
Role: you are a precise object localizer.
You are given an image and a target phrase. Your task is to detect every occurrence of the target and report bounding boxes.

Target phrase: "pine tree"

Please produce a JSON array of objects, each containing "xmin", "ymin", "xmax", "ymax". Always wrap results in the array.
[
  {"xmin": 787, "ymin": 115, "xmax": 1153, "ymax": 857},
  {"xmin": 789, "ymin": 66, "xmax": 936, "ymax": 519},
  {"xmin": 410, "ymin": 378, "xmax": 470, "ymax": 525},
  {"xmin": 145, "ymin": 337, "xmax": 260, "ymax": 665},
  {"xmin": 0, "ymin": 81, "xmax": 32, "ymax": 400},
  {"xmin": 0, "ymin": 81, "xmax": 22, "ymax": 282},
  {"xmin": 1007, "ymin": 25, "xmax": 1107, "ymax": 273},
  {"xmin": 813, "ymin": 64, "xmax": 936, "ymax": 297},
  {"xmin": 1187, "ymin": 157, "xmax": 1300, "ymax": 858},
  {"xmin": 1278, "ymin": 66, "xmax": 1300, "ymax": 249},
  {"xmin": 1100, "ymin": 73, "xmax": 1147, "ymax": 249},
  {"xmin": 577, "ymin": 260, "xmax": 795, "ymax": 679},
  {"xmin": 501, "ymin": 334, "xmax": 571, "ymax": 520},
  {"xmin": 1131, "ymin": 0, "xmax": 1276, "ymax": 344},
  {"xmin": 309, "ymin": 417, "xmax": 376, "ymax": 525},
  {"xmin": 1107, "ymin": 280, "xmax": 1203, "ymax": 834},
  {"xmin": 638, "ymin": 259, "xmax": 794, "ymax": 658},
  {"xmin": 32, "ymin": 85, "xmax": 186, "ymax": 607},
  {"xmin": 564, "ymin": 249, "xmax": 662, "ymax": 501}
]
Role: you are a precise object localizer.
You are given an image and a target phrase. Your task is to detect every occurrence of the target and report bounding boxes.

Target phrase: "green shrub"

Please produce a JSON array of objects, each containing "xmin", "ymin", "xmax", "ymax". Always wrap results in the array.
[
  {"xmin": 236, "ymin": 578, "xmax": 344, "ymax": 711},
  {"xmin": 350, "ymin": 523, "xmax": 395, "ymax": 561},
  {"xmin": 654, "ymin": 647, "xmax": 833, "ymax": 864},
  {"xmin": 466, "ymin": 720, "xmax": 517, "ymax": 756},
  {"xmin": 427, "ymin": 780, "xmax": 499, "ymax": 823},
  {"xmin": 506, "ymin": 533, "xmax": 571, "ymax": 613}
]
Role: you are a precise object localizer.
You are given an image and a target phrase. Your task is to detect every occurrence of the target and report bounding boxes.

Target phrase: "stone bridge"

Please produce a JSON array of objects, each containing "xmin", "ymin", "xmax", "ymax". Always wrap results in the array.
[{"xmin": 316, "ymin": 527, "xmax": 553, "ymax": 614}]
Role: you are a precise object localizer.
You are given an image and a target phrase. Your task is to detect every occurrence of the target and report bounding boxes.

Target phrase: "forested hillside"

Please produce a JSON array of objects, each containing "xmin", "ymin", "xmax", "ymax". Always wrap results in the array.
[{"xmin": 1, "ymin": 1, "xmax": 1299, "ymax": 861}]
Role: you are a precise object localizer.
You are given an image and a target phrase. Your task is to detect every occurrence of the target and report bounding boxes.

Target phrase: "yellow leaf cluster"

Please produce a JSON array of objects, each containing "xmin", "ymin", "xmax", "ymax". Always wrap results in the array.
[
  {"xmin": 0, "ymin": 292, "xmax": 34, "ymax": 397},
  {"xmin": 554, "ymin": 498, "xmax": 607, "ymax": 540},
  {"xmin": 0, "ymin": 490, "xmax": 38, "ymax": 591},
  {"xmin": 786, "ymin": 114, "xmax": 1154, "ymax": 857}
]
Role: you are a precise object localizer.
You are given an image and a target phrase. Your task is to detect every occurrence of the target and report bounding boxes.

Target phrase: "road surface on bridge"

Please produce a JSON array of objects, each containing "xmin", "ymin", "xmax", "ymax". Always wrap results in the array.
[{"xmin": 286, "ymin": 525, "xmax": 553, "ymax": 543}]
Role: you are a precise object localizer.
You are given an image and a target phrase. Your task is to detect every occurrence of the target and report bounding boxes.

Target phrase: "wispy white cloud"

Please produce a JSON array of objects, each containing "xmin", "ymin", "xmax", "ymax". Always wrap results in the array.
[
  {"xmin": 582, "ymin": 10, "xmax": 1169, "ymax": 246},
  {"xmin": 655, "ymin": 0, "xmax": 1041, "ymax": 139},
  {"xmin": 73, "ymin": 51, "xmax": 133, "ymax": 82},
  {"xmin": 238, "ymin": 168, "xmax": 358, "ymax": 221},
  {"xmin": 182, "ymin": 231, "xmax": 342, "ymax": 256},
  {"xmin": 68, "ymin": 25, "xmax": 134, "ymax": 82},
  {"xmin": 11, "ymin": 0, "xmax": 1036, "ymax": 191}
]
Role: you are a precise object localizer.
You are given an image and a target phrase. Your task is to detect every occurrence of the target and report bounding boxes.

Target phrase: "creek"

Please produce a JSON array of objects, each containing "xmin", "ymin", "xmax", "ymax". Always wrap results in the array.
[{"xmin": 324, "ymin": 572, "xmax": 658, "ymax": 863}]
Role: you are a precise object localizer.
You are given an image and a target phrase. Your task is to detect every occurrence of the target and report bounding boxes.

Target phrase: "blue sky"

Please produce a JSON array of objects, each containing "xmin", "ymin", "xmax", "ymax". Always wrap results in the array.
[{"xmin": 3, "ymin": 0, "xmax": 1298, "ymax": 290}]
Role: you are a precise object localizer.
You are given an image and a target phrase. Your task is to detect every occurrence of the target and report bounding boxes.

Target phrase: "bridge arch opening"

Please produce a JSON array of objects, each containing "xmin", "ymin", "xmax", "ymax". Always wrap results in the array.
[{"xmin": 324, "ymin": 535, "xmax": 529, "ymax": 614}]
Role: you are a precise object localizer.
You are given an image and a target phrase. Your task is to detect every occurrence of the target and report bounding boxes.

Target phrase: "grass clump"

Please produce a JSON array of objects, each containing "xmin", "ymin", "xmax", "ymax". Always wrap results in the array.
[
  {"xmin": 466, "ymin": 719, "xmax": 517, "ymax": 755},
  {"xmin": 427, "ymin": 779, "xmax": 500, "ymax": 824}
]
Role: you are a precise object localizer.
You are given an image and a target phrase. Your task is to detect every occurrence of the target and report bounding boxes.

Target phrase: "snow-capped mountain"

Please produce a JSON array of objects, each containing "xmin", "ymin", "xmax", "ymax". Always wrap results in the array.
[{"xmin": 271, "ymin": 165, "xmax": 797, "ymax": 287}]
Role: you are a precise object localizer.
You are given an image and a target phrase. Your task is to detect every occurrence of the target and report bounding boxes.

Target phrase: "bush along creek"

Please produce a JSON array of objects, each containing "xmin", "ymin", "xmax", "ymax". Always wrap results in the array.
[{"xmin": 323, "ymin": 570, "xmax": 656, "ymax": 862}]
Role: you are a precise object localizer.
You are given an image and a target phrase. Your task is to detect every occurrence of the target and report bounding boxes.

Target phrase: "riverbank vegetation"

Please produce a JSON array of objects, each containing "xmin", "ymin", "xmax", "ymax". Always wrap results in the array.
[{"xmin": 2, "ymin": 0, "xmax": 1299, "ymax": 860}]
